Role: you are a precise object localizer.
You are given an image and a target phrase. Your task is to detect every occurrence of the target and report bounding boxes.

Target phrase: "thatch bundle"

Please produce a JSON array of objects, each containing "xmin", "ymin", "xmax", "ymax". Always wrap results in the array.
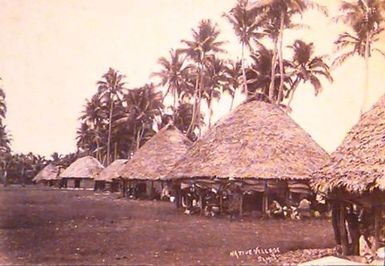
[
  {"xmin": 169, "ymin": 100, "xmax": 329, "ymax": 181},
  {"xmin": 60, "ymin": 156, "xmax": 104, "ymax": 178},
  {"xmin": 33, "ymin": 163, "xmax": 60, "ymax": 182},
  {"xmin": 119, "ymin": 124, "xmax": 192, "ymax": 180},
  {"xmin": 312, "ymin": 95, "xmax": 385, "ymax": 194},
  {"xmin": 95, "ymin": 159, "xmax": 127, "ymax": 182}
]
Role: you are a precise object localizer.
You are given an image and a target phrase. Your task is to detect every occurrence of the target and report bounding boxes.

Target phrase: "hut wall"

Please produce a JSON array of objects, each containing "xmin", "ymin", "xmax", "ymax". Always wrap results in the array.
[
  {"xmin": 67, "ymin": 179, "xmax": 75, "ymax": 188},
  {"xmin": 110, "ymin": 180, "xmax": 120, "ymax": 193},
  {"xmin": 94, "ymin": 180, "xmax": 106, "ymax": 191},
  {"xmin": 81, "ymin": 179, "xmax": 94, "ymax": 189},
  {"xmin": 144, "ymin": 180, "xmax": 163, "ymax": 199}
]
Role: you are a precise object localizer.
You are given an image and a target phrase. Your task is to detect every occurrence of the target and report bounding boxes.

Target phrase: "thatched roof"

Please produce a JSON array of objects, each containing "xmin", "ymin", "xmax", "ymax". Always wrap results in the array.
[
  {"xmin": 60, "ymin": 156, "xmax": 104, "ymax": 179},
  {"xmin": 119, "ymin": 124, "xmax": 192, "ymax": 180},
  {"xmin": 169, "ymin": 100, "xmax": 329, "ymax": 181},
  {"xmin": 33, "ymin": 163, "xmax": 60, "ymax": 182},
  {"xmin": 94, "ymin": 159, "xmax": 127, "ymax": 182},
  {"xmin": 312, "ymin": 95, "xmax": 385, "ymax": 194}
]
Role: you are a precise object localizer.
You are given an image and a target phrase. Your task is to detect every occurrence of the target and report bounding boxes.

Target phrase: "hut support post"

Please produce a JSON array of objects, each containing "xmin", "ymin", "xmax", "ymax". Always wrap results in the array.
[
  {"xmin": 175, "ymin": 183, "xmax": 182, "ymax": 208},
  {"xmin": 199, "ymin": 193, "xmax": 203, "ymax": 216},
  {"xmin": 331, "ymin": 203, "xmax": 341, "ymax": 247},
  {"xmin": 339, "ymin": 203, "xmax": 349, "ymax": 256},
  {"xmin": 219, "ymin": 192, "xmax": 223, "ymax": 215},
  {"xmin": 263, "ymin": 181, "xmax": 268, "ymax": 214},
  {"xmin": 374, "ymin": 206, "xmax": 382, "ymax": 251},
  {"xmin": 239, "ymin": 192, "xmax": 244, "ymax": 218}
]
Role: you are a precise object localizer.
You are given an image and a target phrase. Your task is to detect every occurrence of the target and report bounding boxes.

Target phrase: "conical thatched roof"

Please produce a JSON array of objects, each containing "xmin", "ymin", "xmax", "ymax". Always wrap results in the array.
[
  {"xmin": 169, "ymin": 100, "xmax": 329, "ymax": 181},
  {"xmin": 312, "ymin": 95, "xmax": 385, "ymax": 194},
  {"xmin": 60, "ymin": 156, "xmax": 104, "ymax": 179},
  {"xmin": 33, "ymin": 163, "xmax": 60, "ymax": 182},
  {"xmin": 94, "ymin": 159, "xmax": 127, "ymax": 182},
  {"xmin": 119, "ymin": 124, "xmax": 192, "ymax": 180}
]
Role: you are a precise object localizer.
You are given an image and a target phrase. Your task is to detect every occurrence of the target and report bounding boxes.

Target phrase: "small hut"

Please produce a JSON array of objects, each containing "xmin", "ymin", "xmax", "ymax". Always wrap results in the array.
[
  {"xmin": 94, "ymin": 159, "xmax": 127, "ymax": 192},
  {"xmin": 60, "ymin": 156, "xmax": 104, "ymax": 189},
  {"xmin": 33, "ymin": 163, "xmax": 60, "ymax": 187},
  {"xmin": 119, "ymin": 124, "xmax": 192, "ymax": 200},
  {"xmin": 312, "ymin": 95, "xmax": 385, "ymax": 256},
  {"xmin": 169, "ymin": 99, "xmax": 329, "ymax": 216}
]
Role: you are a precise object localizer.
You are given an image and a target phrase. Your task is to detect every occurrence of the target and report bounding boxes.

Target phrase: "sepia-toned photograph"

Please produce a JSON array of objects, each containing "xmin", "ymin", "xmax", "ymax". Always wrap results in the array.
[{"xmin": 0, "ymin": 0, "xmax": 384, "ymax": 265}]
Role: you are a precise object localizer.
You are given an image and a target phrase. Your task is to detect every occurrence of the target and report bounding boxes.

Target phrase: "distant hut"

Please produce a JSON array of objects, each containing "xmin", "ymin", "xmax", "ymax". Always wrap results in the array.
[
  {"xmin": 312, "ymin": 95, "xmax": 385, "ymax": 256},
  {"xmin": 169, "ymin": 99, "xmax": 329, "ymax": 216},
  {"xmin": 33, "ymin": 163, "xmax": 60, "ymax": 187},
  {"xmin": 94, "ymin": 159, "xmax": 127, "ymax": 192},
  {"xmin": 60, "ymin": 156, "xmax": 104, "ymax": 189},
  {"xmin": 119, "ymin": 124, "xmax": 192, "ymax": 200}
]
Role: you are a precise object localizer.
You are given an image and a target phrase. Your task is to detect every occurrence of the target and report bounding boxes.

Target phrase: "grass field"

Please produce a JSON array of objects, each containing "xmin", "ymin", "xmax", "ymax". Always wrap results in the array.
[{"xmin": 0, "ymin": 185, "xmax": 335, "ymax": 264}]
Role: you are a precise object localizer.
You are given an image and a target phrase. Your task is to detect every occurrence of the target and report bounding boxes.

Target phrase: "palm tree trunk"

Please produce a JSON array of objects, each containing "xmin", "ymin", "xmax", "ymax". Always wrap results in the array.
[
  {"xmin": 287, "ymin": 77, "xmax": 301, "ymax": 109},
  {"xmin": 96, "ymin": 137, "xmax": 101, "ymax": 162},
  {"xmin": 114, "ymin": 142, "xmax": 118, "ymax": 161},
  {"xmin": 277, "ymin": 11, "xmax": 285, "ymax": 104},
  {"xmin": 107, "ymin": 99, "xmax": 114, "ymax": 165},
  {"xmin": 269, "ymin": 38, "xmax": 278, "ymax": 102},
  {"xmin": 136, "ymin": 129, "xmax": 141, "ymax": 151},
  {"xmin": 241, "ymin": 42, "xmax": 248, "ymax": 94},
  {"xmin": 186, "ymin": 74, "xmax": 199, "ymax": 135},
  {"xmin": 208, "ymin": 99, "xmax": 213, "ymax": 128},
  {"xmin": 173, "ymin": 89, "xmax": 177, "ymax": 121},
  {"xmin": 196, "ymin": 62, "xmax": 204, "ymax": 137},
  {"xmin": 229, "ymin": 92, "xmax": 235, "ymax": 111},
  {"xmin": 136, "ymin": 127, "xmax": 145, "ymax": 151},
  {"xmin": 361, "ymin": 31, "xmax": 370, "ymax": 116}
]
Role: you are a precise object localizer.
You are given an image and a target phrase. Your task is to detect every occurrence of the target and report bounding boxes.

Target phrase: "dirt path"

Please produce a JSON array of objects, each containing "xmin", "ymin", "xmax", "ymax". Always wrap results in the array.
[{"xmin": 0, "ymin": 186, "xmax": 335, "ymax": 264}]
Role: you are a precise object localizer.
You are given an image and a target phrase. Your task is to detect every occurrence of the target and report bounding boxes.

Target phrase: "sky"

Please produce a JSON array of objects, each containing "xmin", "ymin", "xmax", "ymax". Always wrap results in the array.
[{"xmin": 0, "ymin": 0, "xmax": 384, "ymax": 158}]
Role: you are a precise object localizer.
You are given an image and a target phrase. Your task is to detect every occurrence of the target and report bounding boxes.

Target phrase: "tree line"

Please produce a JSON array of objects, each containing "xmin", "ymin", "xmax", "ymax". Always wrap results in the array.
[{"xmin": 1, "ymin": 0, "xmax": 384, "ymax": 183}]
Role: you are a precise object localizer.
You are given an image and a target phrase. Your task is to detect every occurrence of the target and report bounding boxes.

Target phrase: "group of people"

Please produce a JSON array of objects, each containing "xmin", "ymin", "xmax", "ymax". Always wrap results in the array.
[
  {"xmin": 268, "ymin": 197, "xmax": 313, "ymax": 220},
  {"xmin": 179, "ymin": 184, "xmax": 324, "ymax": 220}
]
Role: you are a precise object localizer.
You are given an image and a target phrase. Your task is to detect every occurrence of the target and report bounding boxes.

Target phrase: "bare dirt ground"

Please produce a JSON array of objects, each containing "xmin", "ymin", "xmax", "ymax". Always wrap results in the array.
[{"xmin": 0, "ymin": 185, "xmax": 335, "ymax": 265}]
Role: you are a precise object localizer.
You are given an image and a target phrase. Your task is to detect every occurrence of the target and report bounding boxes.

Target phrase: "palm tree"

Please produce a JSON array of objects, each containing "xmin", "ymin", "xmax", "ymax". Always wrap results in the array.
[
  {"xmin": 202, "ymin": 55, "xmax": 227, "ymax": 127},
  {"xmin": 179, "ymin": 19, "xmax": 226, "ymax": 136},
  {"xmin": 152, "ymin": 49, "xmax": 191, "ymax": 119},
  {"xmin": 245, "ymin": 44, "xmax": 283, "ymax": 102},
  {"xmin": 76, "ymin": 122, "xmax": 95, "ymax": 156},
  {"xmin": 224, "ymin": 0, "xmax": 266, "ymax": 93},
  {"xmin": 286, "ymin": 40, "xmax": 333, "ymax": 108},
  {"xmin": 122, "ymin": 84, "xmax": 164, "ymax": 152},
  {"xmin": 160, "ymin": 102, "xmax": 204, "ymax": 142},
  {"xmin": 80, "ymin": 94, "xmax": 107, "ymax": 162},
  {"xmin": 0, "ymin": 84, "xmax": 11, "ymax": 186},
  {"xmin": 97, "ymin": 68, "xmax": 126, "ymax": 165},
  {"xmin": 0, "ymin": 88, "xmax": 6, "ymax": 121},
  {"xmin": 224, "ymin": 60, "xmax": 242, "ymax": 111},
  {"xmin": 0, "ymin": 124, "xmax": 11, "ymax": 154},
  {"xmin": 247, "ymin": 0, "xmax": 327, "ymax": 103},
  {"xmin": 0, "ymin": 86, "xmax": 11, "ymax": 155},
  {"xmin": 333, "ymin": 0, "xmax": 385, "ymax": 114}
]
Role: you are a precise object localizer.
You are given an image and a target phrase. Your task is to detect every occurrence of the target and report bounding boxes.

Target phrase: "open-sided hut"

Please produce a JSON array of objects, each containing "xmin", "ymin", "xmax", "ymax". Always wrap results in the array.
[
  {"xmin": 169, "ymin": 99, "xmax": 329, "ymax": 216},
  {"xmin": 33, "ymin": 163, "xmax": 60, "ymax": 187},
  {"xmin": 60, "ymin": 156, "xmax": 104, "ymax": 189},
  {"xmin": 94, "ymin": 159, "xmax": 127, "ymax": 192},
  {"xmin": 312, "ymin": 95, "xmax": 385, "ymax": 256},
  {"xmin": 119, "ymin": 124, "xmax": 192, "ymax": 199}
]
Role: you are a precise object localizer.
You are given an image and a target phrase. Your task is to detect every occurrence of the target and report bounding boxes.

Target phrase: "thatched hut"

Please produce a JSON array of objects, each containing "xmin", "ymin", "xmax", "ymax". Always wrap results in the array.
[
  {"xmin": 60, "ymin": 156, "xmax": 104, "ymax": 189},
  {"xmin": 119, "ymin": 124, "xmax": 192, "ymax": 200},
  {"xmin": 312, "ymin": 95, "xmax": 385, "ymax": 256},
  {"xmin": 94, "ymin": 159, "xmax": 127, "ymax": 192},
  {"xmin": 169, "ymin": 99, "xmax": 329, "ymax": 216},
  {"xmin": 33, "ymin": 163, "xmax": 60, "ymax": 187}
]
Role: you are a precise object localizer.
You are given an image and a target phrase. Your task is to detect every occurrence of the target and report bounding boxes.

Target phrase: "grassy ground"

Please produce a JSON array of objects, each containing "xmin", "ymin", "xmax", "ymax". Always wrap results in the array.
[{"xmin": 0, "ymin": 185, "xmax": 335, "ymax": 265}]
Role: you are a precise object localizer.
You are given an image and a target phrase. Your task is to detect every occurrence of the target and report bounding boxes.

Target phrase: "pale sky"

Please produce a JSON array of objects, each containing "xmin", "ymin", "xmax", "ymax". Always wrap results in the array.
[{"xmin": 0, "ymin": 0, "xmax": 384, "ymax": 157}]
